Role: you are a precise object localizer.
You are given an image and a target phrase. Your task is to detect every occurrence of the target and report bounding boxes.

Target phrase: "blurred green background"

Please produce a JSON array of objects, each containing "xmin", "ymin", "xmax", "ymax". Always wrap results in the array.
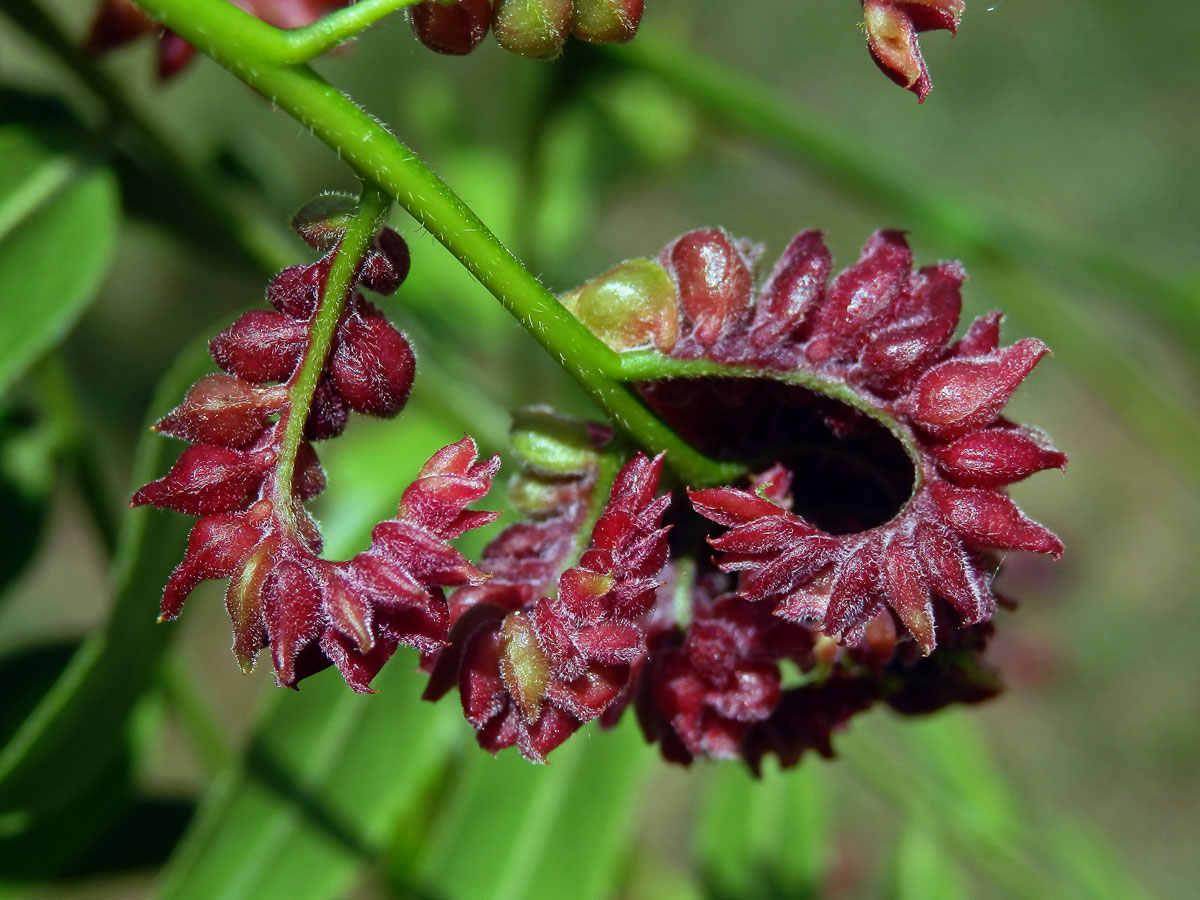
[{"xmin": 0, "ymin": 0, "xmax": 1197, "ymax": 897}]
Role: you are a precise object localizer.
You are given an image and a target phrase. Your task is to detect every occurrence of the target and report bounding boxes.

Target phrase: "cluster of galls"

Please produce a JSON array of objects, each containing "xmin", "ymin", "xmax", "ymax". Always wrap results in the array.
[
  {"xmin": 85, "ymin": 0, "xmax": 641, "ymax": 77},
  {"xmin": 133, "ymin": 196, "xmax": 501, "ymax": 690},
  {"xmin": 86, "ymin": 0, "xmax": 959, "ymax": 101},
  {"xmin": 424, "ymin": 411, "xmax": 668, "ymax": 760},
  {"xmin": 137, "ymin": 212, "xmax": 1064, "ymax": 771},
  {"xmin": 524, "ymin": 224, "xmax": 1064, "ymax": 767},
  {"xmin": 410, "ymin": 0, "xmax": 642, "ymax": 59},
  {"xmin": 862, "ymin": 0, "xmax": 965, "ymax": 101}
]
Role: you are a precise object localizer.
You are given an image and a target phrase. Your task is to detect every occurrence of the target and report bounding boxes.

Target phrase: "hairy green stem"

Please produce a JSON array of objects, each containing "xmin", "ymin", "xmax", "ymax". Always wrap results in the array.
[
  {"xmin": 248, "ymin": 0, "xmax": 425, "ymax": 64},
  {"xmin": 275, "ymin": 182, "xmax": 390, "ymax": 513},
  {"xmin": 133, "ymin": 0, "xmax": 741, "ymax": 488},
  {"xmin": 617, "ymin": 349, "xmax": 923, "ymax": 488}
]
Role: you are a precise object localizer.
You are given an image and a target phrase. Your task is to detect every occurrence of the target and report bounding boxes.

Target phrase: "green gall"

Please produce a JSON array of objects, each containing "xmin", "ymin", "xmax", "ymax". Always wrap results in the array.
[{"xmin": 559, "ymin": 258, "xmax": 679, "ymax": 352}]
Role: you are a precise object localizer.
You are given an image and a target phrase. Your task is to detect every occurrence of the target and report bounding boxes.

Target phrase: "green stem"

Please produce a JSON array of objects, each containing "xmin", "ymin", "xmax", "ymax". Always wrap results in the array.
[
  {"xmin": 560, "ymin": 448, "xmax": 623, "ymax": 575},
  {"xmin": 253, "ymin": 0, "xmax": 426, "ymax": 64},
  {"xmin": 274, "ymin": 182, "xmax": 390, "ymax": 512},
  {"xmin": 133, "ymin": 0, "xmax": 740, "ymax": 488}
]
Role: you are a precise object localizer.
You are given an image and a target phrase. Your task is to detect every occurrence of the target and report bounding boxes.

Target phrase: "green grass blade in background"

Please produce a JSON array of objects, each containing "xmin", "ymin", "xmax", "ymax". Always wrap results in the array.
[
  {"xmin": 622, "ymin": 861, "xmax": 706, "ymax": 900},
  {"xmin": 409, "ymin": 717, "xmax": 652, "ymax": 900},
  {"xmin": 696, "ymin": 757, "xmax": 830, "ymax": 900},
  {"xmin": 156, "ymin": 662, "xmax": 462, "ymax": 900},
  {"xmin": 900, "ymin": 713, "xmax": 1021, "ymax": 841},
  {"xmin": 602, "ymin": 37, "xmax": 1200, "ymax": 491},
  {"xmin": 841, "ymin": 710, "xmax": 1148, "ymax": 899},
  {"xmin": 600, "ymin": 34, "xmax": 1200, "ymax": 354},
  {"xmin": 1047, "ymin": 820, "xmax": 1151, "ymax": 900},
  {"xmin": 0, "ymin": 126, "xmax": 118, "ymax": 399},
  {"xmin": 899, "ymin": 714, "xmax": 1151, "ymax": 900},
  {"xmin": 886, "ymin": 825, "xmax": 970, "ymax": 900},
  {"xmin": 839, "ymin": 712, "xmax": 1047, "ymax": 897},
  {"xmin": 0, "ymin": 407, "xmax": 55, "ymax": 601},
  {"xmin": 155, "ymin": 399, "xmax": 481, "ymax": 900},
  {"xmin": 0, "ymin": 344, "xmax": 205, "ymax": 839}
]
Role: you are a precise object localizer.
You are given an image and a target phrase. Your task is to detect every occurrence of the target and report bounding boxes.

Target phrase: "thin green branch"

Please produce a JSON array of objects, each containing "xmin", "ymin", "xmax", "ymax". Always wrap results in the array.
[
  {"xmin": 249, "ymin": 0, "xmax": 426, "ymax": 65},
  {"xmin": 274, "ymin": 182, "xmax": 390, "ymax": 514},
  {"xmin": 133, "ymin": 0, "xmax": 741, "ymax": 488},
  {"xmin": 615, "ymin": 350, "xmax": 922, "ymax": 472}
]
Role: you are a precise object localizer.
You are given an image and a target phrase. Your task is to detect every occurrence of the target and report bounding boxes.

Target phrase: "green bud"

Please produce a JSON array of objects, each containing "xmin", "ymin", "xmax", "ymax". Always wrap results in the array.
[
  {"xmin": 508, "ymin": 472, "xmax": 579, "ymax": 516},
  {"xmin": 509, "ymin": 406, "xmax": 604, "ymax": 477},
  {"xmin": 290, "ymin": 192, "xmax": 357, "ymax": 251},
  {"xmin": 571, "ymin": 0, "xmax": 644, "ymax": 44}
]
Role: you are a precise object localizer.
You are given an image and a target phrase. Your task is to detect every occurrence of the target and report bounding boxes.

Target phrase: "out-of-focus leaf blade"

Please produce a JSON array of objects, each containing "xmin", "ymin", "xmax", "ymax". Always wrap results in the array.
[
  {"xmin": 886, "ymin": 825, "xmax": 969, "ymax": 900},
  {"xmin": 696, "ymin": 757, "xmax": 830, "ymax": 900},
  {"xmin": 842, "ymin": 710, "xmax": 1145, "ymax": 899},
  {"xmin": 0, "ymin": 640, "xmax": 77, "ymax": 758},
  {"xmin": 0, "ymin": 406, "xmax": 55, "ymax": 599},
  {"xmin": 67, "ymin": 794, "xmax": 195, "ymax": 877},
  {"xmin": 0, "ymin": 344, "xmax": 206, "ymax": 831},
  {"xmin": 156, "ymin": 659, "xmax": 461, "ymax": 900},
  {"xmin": 0, "ymin": 746, "xmax": 131, "ymax": 879},
  {"xmin": 623, "ymin": 859, "xmax": 705, "ymax": 900},
  {"xmin": 0, "ymin": 635, "xmax": 193, "ymax": 879},
  {"xmin": 529, "ymin": 107, "xmax": 597, "ymax": 268},
  {"xmin": 841, "ymin": 711, "xmax": 1053, "ymax": 897},
  {"xmin": 156, "ymin": 399, "xmax": 474, "ymax": 900},
  {"xmin": 1047, "ymin": 820, "xmax": 1152, "ymax": 900},
  {"xmin": 900, "ymin": 713, "xmax": 1020, "ymax": 840},
  {"xmin": 0, "ymin": 126, "xmax": 118, "ymax": 398},
  {"xmin": 410, "ymin": 716, "xmax": 652, "ymax": 900}
]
